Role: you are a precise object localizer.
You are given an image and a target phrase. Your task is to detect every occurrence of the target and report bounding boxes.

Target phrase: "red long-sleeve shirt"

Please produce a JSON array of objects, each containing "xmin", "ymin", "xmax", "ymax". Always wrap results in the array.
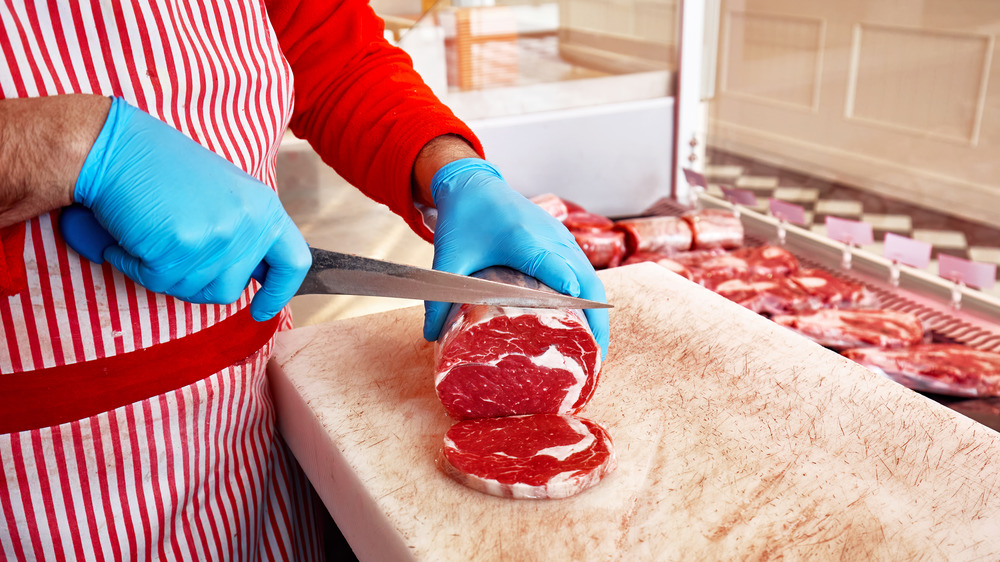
[{"xmin": 268, "ymin": 0, "xmax": 484, "ymax": 242}]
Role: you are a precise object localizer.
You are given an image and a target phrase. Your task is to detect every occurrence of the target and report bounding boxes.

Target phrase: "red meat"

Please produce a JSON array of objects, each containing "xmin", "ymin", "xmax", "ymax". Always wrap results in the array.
[
  {"xmin": 614, "ymin": 216, "xmax": 693, "ymax": 256},
  {"xmin": 772, "ymin": 309, "xmax": 924, "ymax": 350},
  {"xmin": 435, "ymin": 268, "xmax": 603, "ymax": 420},
  {"xmin": 667, "ymin": 248, "xmax": 728, "ymax": 268},
  {"xmin": 731, "ymin": 245, "xmax": 800, "ymax": 277},
  {"xmin": 621, "ymin": 252, "xmax": 693, "ymax": 279},
  {"xmin": 790, "ymin": 268, "xmax": 875, "ymax": 309},
  {"xmin": 843, "ymin": 344, "xmax": 1000, "ymax": 397},
  {"xmin": 682, "ymin": 209, "xmax": 744, "ymax": 250},
  {"xmin": 440, "ymin": 414, "xmax": 617, "ymax": 499},
  {"xmin": 572, "ymin": 230, "xmax": 626, "ymax": 269},
  {"xmin": 529, "ymin": 193, "xmax": 570, "ymax": 221},
  {"xmin": 707, "ymin": 274, "xmax": 814, "ymax": 315},
  {"xmin": 564, "ymin": 211, "xmax": 614, "ymax": 232},
  {"xmin": 684, "ymin": 245, "xmax": 799, "ymax": 284}
]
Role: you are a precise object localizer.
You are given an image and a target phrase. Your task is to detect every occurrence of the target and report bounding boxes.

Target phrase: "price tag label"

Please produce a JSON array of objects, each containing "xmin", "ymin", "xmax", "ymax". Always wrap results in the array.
[
  {"xmin": 883, "ymin": 232, "xmax": 932, "ymax": 269},
  {"xmin": 824, "ymin": 216, "xmax": 873, "ymax": 246},
  {"xmin": 768, "ymin": 198, "xmax": 807, "ymax": 225},
  {"xmin": 938, "ymin": 253, "xmax": 997, "ymax": 290},
  {"xmin": 720, "ymin": 186, "xmax": 757, "ymax": 207},
  {"xmin": 683, "ymin": 168, "xmax": 707, "ymax": 188}
]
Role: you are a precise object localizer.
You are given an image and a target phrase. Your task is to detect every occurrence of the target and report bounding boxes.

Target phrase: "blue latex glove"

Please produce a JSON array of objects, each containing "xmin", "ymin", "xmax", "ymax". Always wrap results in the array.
[
  {"xmin": 424, "ymin": 158, "xmax": 610, "ymax": 358},
  {"xmin": 74, "ymin": 97, "xmax": 311, "ymax": 321}
]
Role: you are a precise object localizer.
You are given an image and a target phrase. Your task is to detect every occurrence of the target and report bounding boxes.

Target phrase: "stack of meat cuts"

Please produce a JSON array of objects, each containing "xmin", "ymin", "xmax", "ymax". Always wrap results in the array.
[
  {"xmin": 529, "ymin": 193, "xmax": 1000, "ymax": 398},
  {"xmin": 529, "ymin": 193, "xmax": 743, "ymax": 271},
  {"xmin": 843, "ymin": 344, "xmax": 1000, "ymax": 397},
  {"xmin": 531, "ymin": 194, "xmax": 627, "ymax": 269},
  {"xmin": 434, "ymin": 267, "xmax": 616, "ymax": 499},
  {"xmin": 564, "ymin": 211, "xmax": 626, "ymax": 269},
  {"xmin": 772, "ymin": 309, "xmax": 925, "ymax": 350}
]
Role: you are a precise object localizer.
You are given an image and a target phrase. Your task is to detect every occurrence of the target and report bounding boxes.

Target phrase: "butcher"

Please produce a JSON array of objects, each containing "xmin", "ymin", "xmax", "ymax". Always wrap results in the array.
[{"xmin": 0, "ymin": 1, "xmax": 609, "ymax": 558}]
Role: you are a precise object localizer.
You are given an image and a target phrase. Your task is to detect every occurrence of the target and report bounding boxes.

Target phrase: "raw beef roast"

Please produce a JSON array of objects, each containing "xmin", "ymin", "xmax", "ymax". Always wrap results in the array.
[
  {"xmin": 563, "ymin": 211, "xmax": 615, "ymax": 232},
  {"xmin": 773, "ymin": 309, "xmax": 924, "ymax": 350},
  {"xmin": 440, "ymin": 414, "xmax": 617, "ymax": 499},
  {"xmin": 435, "ymin": 267, "xmax": 603, "ymax": 420},
  {"xmin": 614, "ymin": 216, "xmax": 693, "ymax": 256},
  {"xmin": 682, "ymin": 209, "xmax": 744, "ymax": 250},
  {"xmin": 572, "ymin": 229, "xmax": 626, "ymax": 269},
  {"xmin": 843, "ymin": 344, "xmax": 1000, "ymax": 397},
  {"xmin": 529, "ymin": 193, "xmax": 570, "ymax": 221}
]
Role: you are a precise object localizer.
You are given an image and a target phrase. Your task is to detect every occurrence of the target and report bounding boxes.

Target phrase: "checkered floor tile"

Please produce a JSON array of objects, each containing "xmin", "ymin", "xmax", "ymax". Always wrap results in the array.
[{"xmin": 703, "ymin": 148, "xmax": 1000, "ymax": 287}]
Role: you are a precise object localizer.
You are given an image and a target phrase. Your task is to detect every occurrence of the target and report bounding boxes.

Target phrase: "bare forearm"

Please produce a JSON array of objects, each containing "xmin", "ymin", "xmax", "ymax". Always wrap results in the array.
[
  {"xmin": 0, "ymin": 94, "xmax": 110, "ymax": 228},
  {"xmin": 411, "ymin": 134, "xmax": 481, "ymax": 207}
]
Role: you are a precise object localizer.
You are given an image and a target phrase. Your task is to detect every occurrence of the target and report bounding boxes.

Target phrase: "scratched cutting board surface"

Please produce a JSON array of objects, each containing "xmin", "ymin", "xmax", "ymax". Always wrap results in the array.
[{"xmin": 268, "ymin": 263, "xmax": 1000, "ymax": 561}]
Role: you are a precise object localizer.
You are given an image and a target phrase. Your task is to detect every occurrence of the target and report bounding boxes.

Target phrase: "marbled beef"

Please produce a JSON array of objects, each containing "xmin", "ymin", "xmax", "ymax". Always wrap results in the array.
[
  {"xmin": 687, "ymin": 245, "xmax": 800, "ymax": 284},
  {"xmin": 843, "ymin": 344, "xmax": 1000, "ymax": 397},
  {"xmin": 789, "ymin": 268, "xmax": 875, "ymax": 309},
  {"xmin": 440, "ymin": 414, "xmax": 617, "ymax": 499},
  {"xmin": 707, "ymin": 274, "xmax": 814, "ymax": 315},
  {"xmin": 435, "ymin": 267, "xmax": 602, "ymax": 420},
  {"xmin": 773, "ymin": 308, "xmax": 924, "ymax": 350}
]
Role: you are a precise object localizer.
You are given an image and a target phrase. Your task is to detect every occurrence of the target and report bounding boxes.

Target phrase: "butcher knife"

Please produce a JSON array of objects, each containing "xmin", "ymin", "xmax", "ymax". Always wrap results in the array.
[{"xmin": 58, "ymin": 204, "xmax": 612, "ymax": 310}]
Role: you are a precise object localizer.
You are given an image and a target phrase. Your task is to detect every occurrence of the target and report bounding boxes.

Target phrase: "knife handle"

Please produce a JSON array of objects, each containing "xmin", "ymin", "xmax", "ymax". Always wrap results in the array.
[{"xmin": 60, "ymin": 204, "xmax": 270, "ymax": 284}]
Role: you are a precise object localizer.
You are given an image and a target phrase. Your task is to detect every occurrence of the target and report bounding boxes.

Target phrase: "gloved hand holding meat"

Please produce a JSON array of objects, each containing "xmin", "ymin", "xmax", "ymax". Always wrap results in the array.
[
  {"xmin": 74, "ymin": 97, "xmax": 312, "ymax": 321},
  {"xmin": 423, "ymin": 158, "xmax": 610, "ymax": 359}
]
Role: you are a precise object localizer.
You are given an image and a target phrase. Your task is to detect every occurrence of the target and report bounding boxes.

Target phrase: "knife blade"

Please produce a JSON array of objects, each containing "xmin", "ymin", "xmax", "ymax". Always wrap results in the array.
[{"xmin": 59, "ymin": 204, "xmax": 612, "ymax": 310}]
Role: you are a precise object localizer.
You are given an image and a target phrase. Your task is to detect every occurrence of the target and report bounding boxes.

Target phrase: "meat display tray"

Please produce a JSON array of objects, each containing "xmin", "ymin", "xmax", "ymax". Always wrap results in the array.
[{"xmin": 641, "ymin": 195, "xmax": 1000, "ymax": 431}]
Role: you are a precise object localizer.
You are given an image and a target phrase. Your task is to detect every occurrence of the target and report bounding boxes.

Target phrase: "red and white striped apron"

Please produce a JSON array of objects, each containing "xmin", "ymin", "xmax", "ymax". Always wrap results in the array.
[{"xmin": 1, "ymin": 1, "xmax": 322, "ymax": 559}]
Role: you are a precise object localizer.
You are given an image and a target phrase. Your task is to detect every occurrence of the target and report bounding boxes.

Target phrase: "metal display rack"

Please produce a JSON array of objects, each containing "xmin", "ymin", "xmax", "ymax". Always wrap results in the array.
[{"xmin": 642, "ymin": 194, "xmax": 1000, "ymax": 430}]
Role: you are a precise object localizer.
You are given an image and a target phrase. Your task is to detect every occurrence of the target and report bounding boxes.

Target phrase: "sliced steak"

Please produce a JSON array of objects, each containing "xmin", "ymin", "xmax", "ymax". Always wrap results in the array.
[
  {"xmin": 790, "ymin": 268, "xmax": 875, "ymax": 309},
  {"xmin": 614, "ymin": 216, "xmax": 693, "ymax": 256},
  {"xmin": 435, "ymin": 267, "xmax": 602, "ymax": 420},
  {"xmin": 440, "ymin": 414, "xmax": 617, "ymax": 499},
  {"xmin": 843, "ymin": 344, "xmax": 1000, "ymax": 397},
  {"xmin": 682, "ymin": 209, "xmax": 744, "ymax": 250},
  {"xmin": 687, "ymin": 245, "xmax": 800, "ymax": 284},
  {"xmin": 572, "ymin": 229, "xmax": 626, "ymax": 269},
  {"xmin": 708, "ymin": 274, "xmax": 814, "ymax": 315},
  {"xmin": 732, "ymin": 245, "xmax": 800, "ymax": 277},
  {"xmin": 773, "ymin": 309, "xmax": 924, "ymax": 350}
]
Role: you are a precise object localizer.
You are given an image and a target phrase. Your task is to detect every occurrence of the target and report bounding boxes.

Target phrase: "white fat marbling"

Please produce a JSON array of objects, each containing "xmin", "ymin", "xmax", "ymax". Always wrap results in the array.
[
  {"xmin": 534, "ymin": 417, "xmax": 594, "ymax": 461},
  {"xmin": 795, "ymin": 276, "xmax": 828, "ymax": 289}
]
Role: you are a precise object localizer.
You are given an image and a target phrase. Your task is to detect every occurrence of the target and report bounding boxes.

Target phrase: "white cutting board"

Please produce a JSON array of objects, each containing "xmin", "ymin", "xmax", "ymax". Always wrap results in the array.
[{"xmin": 268, "ymin": 263, "xmax": 1000, "ymax": 561}]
